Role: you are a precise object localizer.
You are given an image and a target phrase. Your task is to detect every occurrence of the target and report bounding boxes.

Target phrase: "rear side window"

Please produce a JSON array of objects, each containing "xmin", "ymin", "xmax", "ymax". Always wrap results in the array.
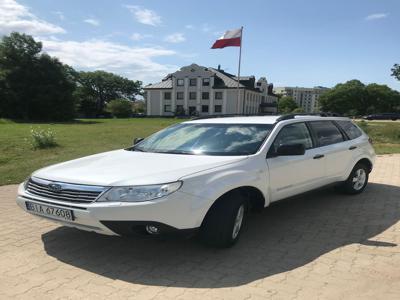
[
  {"xmin": 336, "ymin": 121, "xmax": 362, "ymax": 140},
  {"xmin": 270, "ymin": 122, "xmax": 313, "ymax": 153},
  {"xmin": 308, "ymin": 121, "xmax": 344, "ymax": 147}
]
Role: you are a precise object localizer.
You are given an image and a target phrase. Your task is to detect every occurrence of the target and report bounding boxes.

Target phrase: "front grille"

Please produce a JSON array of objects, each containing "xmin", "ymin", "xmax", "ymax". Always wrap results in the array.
[{"xmin": 26, "ymin": 177, "xmax": 107, "ymax": 204}]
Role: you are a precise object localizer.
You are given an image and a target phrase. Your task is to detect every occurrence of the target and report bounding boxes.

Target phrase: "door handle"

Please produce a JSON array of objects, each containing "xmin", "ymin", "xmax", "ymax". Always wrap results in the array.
[
  {"xmin": 349, "ymin": 146, "xmax": 357, "ymax": 150},
  {"xmin": 313, "ymin": 154, "xmax": 324, "ymax": 159}
]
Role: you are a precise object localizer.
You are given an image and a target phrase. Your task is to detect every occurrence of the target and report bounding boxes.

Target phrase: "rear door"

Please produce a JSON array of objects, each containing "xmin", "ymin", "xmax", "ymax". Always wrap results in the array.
[
  {"xmin": 307, "ymin": 121, "xmax": 352, "ymax": 181},
  {"xmin": 335, "ymin": 120, "xmax": 365, "ymax": 174},
  {"xmin": 266, "ymin": 122, "xmax": 326, "ymax": 202}
]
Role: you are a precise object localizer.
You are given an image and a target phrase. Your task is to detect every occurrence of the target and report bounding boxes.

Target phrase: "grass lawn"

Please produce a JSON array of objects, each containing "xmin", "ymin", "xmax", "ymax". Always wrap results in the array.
[
  {"xmin": 0, "ymin": 118, "xmax": 179, "ymax": 186},
  {"xmin": 355, "ymin": 121, "xmax": 400, "ymax": 155},
  {"xmin": 0, "ymin": 118, "xmax": 399, "ymax": 186}
]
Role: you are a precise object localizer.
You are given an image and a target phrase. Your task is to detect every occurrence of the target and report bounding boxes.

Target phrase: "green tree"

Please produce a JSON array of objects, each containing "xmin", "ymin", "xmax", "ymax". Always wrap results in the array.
[
  {"xmin": 278, "ymin": 96, "xmax": 298, "ymax": 113},
  {"xmin": 73, "ymin": 87, "xmax": 97, "ymax": 118},
  {"xmin": 106, "ymin": 99, "xmax": 132, "ymax": 118},
  {"xmin": 319, "ymin": 80, "xmax": 400, "ymax": 115},
  {"xmin": 292, "ymin": 107, "xmax": 305, "ymax": 113},
  {"xmin": 0, "ymin": 32, "xmax": 76, "ymax": 121},
  {"xmin": 365, "ymin": 84, "xmax": 400, "ymax": 113},
  {"xmin": 132, "ymin": 100, "xmax": 145, "ymax": 113},
  {"xmin": 319, "ymin": 80, "xmax": 367, "ymax": 115},
  {"xmin": 77, "ymin": 71, "xmax": 142, "ymax": 115},
  {"xmin": 392, "ymin": 64, "xmax": 400, "ymax": 81}
]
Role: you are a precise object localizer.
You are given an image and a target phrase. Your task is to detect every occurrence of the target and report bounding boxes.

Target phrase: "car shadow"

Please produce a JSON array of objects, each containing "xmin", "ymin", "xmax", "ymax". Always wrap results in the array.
[{"xmin": 41, "ymin": 182, "xmax": 399, "ymax": 288}]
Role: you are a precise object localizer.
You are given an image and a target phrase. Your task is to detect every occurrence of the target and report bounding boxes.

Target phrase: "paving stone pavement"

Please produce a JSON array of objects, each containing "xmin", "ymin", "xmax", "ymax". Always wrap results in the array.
[{"xmin": 1, "ymin": 154, "xmax": 400, "ymax": 300}]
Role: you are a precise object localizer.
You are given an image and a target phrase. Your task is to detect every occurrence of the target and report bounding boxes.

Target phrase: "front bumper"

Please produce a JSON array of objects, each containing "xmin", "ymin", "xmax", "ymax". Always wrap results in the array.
[{"xmin": 16, "ymin": 183, "xmax": 207, "ymax": 236}]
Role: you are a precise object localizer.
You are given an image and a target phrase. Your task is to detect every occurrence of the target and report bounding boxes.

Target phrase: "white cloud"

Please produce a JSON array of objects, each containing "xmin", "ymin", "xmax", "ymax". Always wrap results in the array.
[
  {"xmin": 131, "ymin": 33, "xmax": 143, "ymax": 41},
  {"xmin": 41, "ymin": 38, "xmax": 177, "ymax": 83},
  {"xmin": 201, "ymin": 23, "xmax": 212, "ymax": 33},
  {"xmin": 164, "ymin": 33, "xmax": 185, "ymax": 43},
  {"xmin": 365, "ymin": 13, "xmax": 388, "ymax": 21},
  {"xmin": 52, "ymin": 11, "xmax": 65, "ymax": 21},
  {"xmin": 84, "ymin": 18, "xmax": 100, "ymax": 26},
  {"xmin": 125, "ymin": 5, "xmax": 161, "ymax": 26},
  {"xmin": 130, "ymin": 32, "xmax": 152, "ymax": 41},
  {"xmin": 185, "ymin": 24, "xmax": 194, "ymax": 30},
  {"xmin": 213, "ymin": 30, "xmax": 224, "ymax": 37},
  {"xmin": 0, "ymin": 0, "xmax": 65, "ymax": 35}
]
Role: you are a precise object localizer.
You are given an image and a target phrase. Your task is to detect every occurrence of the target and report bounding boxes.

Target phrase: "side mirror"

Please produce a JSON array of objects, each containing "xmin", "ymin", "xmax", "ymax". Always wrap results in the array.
[
  {"xmin": 133, "ymin": 137, "xmax": 144, "ymax": 145},
  {"xmin": 276, "ymin": 143, "xmax": 305, "ymax": 156}
]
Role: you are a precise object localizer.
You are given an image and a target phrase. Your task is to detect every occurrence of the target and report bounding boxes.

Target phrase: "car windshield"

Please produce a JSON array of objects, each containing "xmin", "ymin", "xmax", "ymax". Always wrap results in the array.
[{"xmin": 129, "ymin": 123, "xmax": 273, "ymax": 156}]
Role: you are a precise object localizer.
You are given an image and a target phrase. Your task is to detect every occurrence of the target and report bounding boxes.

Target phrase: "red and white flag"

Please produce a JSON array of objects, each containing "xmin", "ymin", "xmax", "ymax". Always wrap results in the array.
[{"xmin": 211, "ymin": 28, "xmax": 242, "ymax": 49}]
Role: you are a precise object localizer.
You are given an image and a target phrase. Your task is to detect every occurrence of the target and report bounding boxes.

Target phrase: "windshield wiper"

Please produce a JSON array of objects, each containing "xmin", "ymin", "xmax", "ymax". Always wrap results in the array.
[
  {"xmin": 131, "ymin": 147, "xmax": 147, "ymax": 152},
  {"xmin": 154, "ymin": 150, "xmax": 194, "ymax": 155}
]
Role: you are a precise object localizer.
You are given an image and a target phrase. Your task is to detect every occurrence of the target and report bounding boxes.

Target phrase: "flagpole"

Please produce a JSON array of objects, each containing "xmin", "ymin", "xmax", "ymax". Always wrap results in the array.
[{"xmin": 237, "ymin": 26, "xmax": 243, "ymax": 114}]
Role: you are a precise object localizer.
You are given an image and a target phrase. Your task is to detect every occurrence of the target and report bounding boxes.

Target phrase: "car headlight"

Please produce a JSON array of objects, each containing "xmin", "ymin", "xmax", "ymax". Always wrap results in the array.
[{"xmin": 97, "ymin": 181, "xmax": 182, "ymax": 202}]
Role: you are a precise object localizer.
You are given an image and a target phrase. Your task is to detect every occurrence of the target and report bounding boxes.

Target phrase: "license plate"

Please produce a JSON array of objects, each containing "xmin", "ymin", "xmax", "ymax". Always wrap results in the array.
[{"xmin": 25, "ymin": 201, "xmax": 74, "ymax": 221}]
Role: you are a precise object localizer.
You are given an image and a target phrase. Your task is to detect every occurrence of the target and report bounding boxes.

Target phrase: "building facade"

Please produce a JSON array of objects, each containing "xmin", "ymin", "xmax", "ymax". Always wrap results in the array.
[
  {"xmin": 144, "ymin": 64, "xmax": 278, "ymax": 116},
  {"xmin": 274, "ymin": 86, "xmax": 330, "ymax": 113}
]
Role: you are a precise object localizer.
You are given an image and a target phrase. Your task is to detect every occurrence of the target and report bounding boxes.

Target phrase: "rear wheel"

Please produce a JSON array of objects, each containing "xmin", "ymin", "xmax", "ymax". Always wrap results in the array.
[
  {"xmin": 200, "ymin": 191, "xmax": 247, "ymax": 248},
  {"xmin": 340, "ymin": 163, "xmax": 369, "ymax": 194}
]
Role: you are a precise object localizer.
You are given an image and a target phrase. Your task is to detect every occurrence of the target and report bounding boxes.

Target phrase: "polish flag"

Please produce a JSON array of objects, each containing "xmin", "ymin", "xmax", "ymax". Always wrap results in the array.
[{"xmin": 211, "ymin": 28, "xmax": 242, "ymax": 49}]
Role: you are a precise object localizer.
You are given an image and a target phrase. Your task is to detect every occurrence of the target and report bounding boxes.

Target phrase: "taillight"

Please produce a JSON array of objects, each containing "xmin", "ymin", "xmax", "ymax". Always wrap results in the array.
[{"xmin": 368, "ymin": 137, "xmax": 373, "ymax": 144}]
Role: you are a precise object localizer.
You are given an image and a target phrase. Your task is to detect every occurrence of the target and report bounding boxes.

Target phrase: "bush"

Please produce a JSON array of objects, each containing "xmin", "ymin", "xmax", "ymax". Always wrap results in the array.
[
  {"xmin": 174, "ymin": 106, "xmax": 186, "ymax": 116},
  {"xmin": 30, "ymin": 127, "xmax": 58, "ymax": 149},
  {"xmin": 106, "ymin": 99, "xmax": 132, "ymax": 118}
]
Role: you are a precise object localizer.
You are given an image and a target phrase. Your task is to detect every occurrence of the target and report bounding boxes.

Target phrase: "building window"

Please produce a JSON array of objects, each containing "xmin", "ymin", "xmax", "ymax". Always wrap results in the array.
[
  {"xmin": 176, "ymin": 92, "xmax": 184, "ymax": 100},
  {"xmin": 164, "ymin": 105, "xmax": 171, "ymax": 112},
  {"xmin": 214, "ymin": 105, "xmax": 222, "ymax": 113},
  {"xmin": 202, "ymin": 92, "xmax": 209, "ymax": 100},
  {"xmin": 188, "ymin": 106, "xmax": 196, "ymax": 115},
  {"xmin": 175, "ymin": 105, "xmax": 184, "ymax": 115},
  {"xmin": 215, "ymin": 91, "xmax": 223, "ymax": 99},
  {"xmin": 177, "ymin": 79, "xmax": 184, "ymax": 86},
  {"xmin": 189, "ymin": 92, "xmax": 197, "ymax": 100},
  {"xmin": 202, "ymin": 78, "xmax": 210, "ymax": 86},
  {"xmin": 202, "ymin": 105, "xmax": 209, "ymax": 113},
  {"xmin": 189, "ymin": 78, "xmax": 197, "ymax": 86},
  {"xmin": 164, "ymin": 92, "xmax": 171, "ymax": 100}
]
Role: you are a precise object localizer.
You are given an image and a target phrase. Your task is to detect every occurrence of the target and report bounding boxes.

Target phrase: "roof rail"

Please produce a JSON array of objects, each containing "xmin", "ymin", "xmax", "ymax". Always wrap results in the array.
[
  {"xmin": 275, "ymin": 112, "xmax": 342, "ymax": 122},
  {"xmin": 192, "ymin": 113, "xmax": 277, "ymax": 120},
  {"xmin": 192, "ymin": 114, "xmax": 242, "ymax": 120}
]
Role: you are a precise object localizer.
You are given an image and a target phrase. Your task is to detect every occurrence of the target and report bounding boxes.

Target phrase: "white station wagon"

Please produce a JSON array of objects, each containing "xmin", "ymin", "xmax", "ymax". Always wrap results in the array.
[{"xmin": 16, "ymin": 115, "xmax": 375, "ymax": 247}]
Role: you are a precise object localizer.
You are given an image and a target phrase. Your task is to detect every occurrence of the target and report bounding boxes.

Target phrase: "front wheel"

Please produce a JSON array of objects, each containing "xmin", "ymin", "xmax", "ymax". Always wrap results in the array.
[
  {"xmin": 340, "ymin": 163, "xmax": 369, "ymax": 194},
  {"xmin": 199, "ymin": 191, "xmax": 247, "ymax": 248}
]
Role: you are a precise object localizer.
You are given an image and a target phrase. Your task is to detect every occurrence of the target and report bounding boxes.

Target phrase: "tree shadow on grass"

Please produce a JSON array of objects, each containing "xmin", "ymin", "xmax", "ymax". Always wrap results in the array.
[{"xmin": 42, "ymin": 182, "xmax": 400, "ymax": 288}]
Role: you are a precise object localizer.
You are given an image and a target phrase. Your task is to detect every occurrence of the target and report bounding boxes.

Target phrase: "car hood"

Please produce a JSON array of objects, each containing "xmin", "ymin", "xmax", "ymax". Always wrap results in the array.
[{"xmin": 32, "ymin": 149, "xmax": 247, "ymax": 186}]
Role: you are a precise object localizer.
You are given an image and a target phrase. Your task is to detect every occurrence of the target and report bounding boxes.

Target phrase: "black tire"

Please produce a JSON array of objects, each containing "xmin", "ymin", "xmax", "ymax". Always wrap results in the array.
[
  {"xmin": 340, "ymin": 163, "xmax": 369, "ymax": 195},
  {"xmin": 199, "ymin": 191, "xmax": 247, "ymax": 248}
]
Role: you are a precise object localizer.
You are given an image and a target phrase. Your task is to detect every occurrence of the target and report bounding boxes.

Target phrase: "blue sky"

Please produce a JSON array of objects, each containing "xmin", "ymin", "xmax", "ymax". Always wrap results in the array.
[{"xmin": 1, "ymin": 0, "xmax": 399, "ymax": 90}]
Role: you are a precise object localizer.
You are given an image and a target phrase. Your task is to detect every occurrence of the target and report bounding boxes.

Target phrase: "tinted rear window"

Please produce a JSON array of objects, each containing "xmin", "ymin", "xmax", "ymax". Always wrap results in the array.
[
  {"xmin": 308, "ymin": 121, "xmax": 344, "ymax": 147},
  {"xmin": 336, "ymin": 120, "xmax": 362, "ymax": 140}
]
